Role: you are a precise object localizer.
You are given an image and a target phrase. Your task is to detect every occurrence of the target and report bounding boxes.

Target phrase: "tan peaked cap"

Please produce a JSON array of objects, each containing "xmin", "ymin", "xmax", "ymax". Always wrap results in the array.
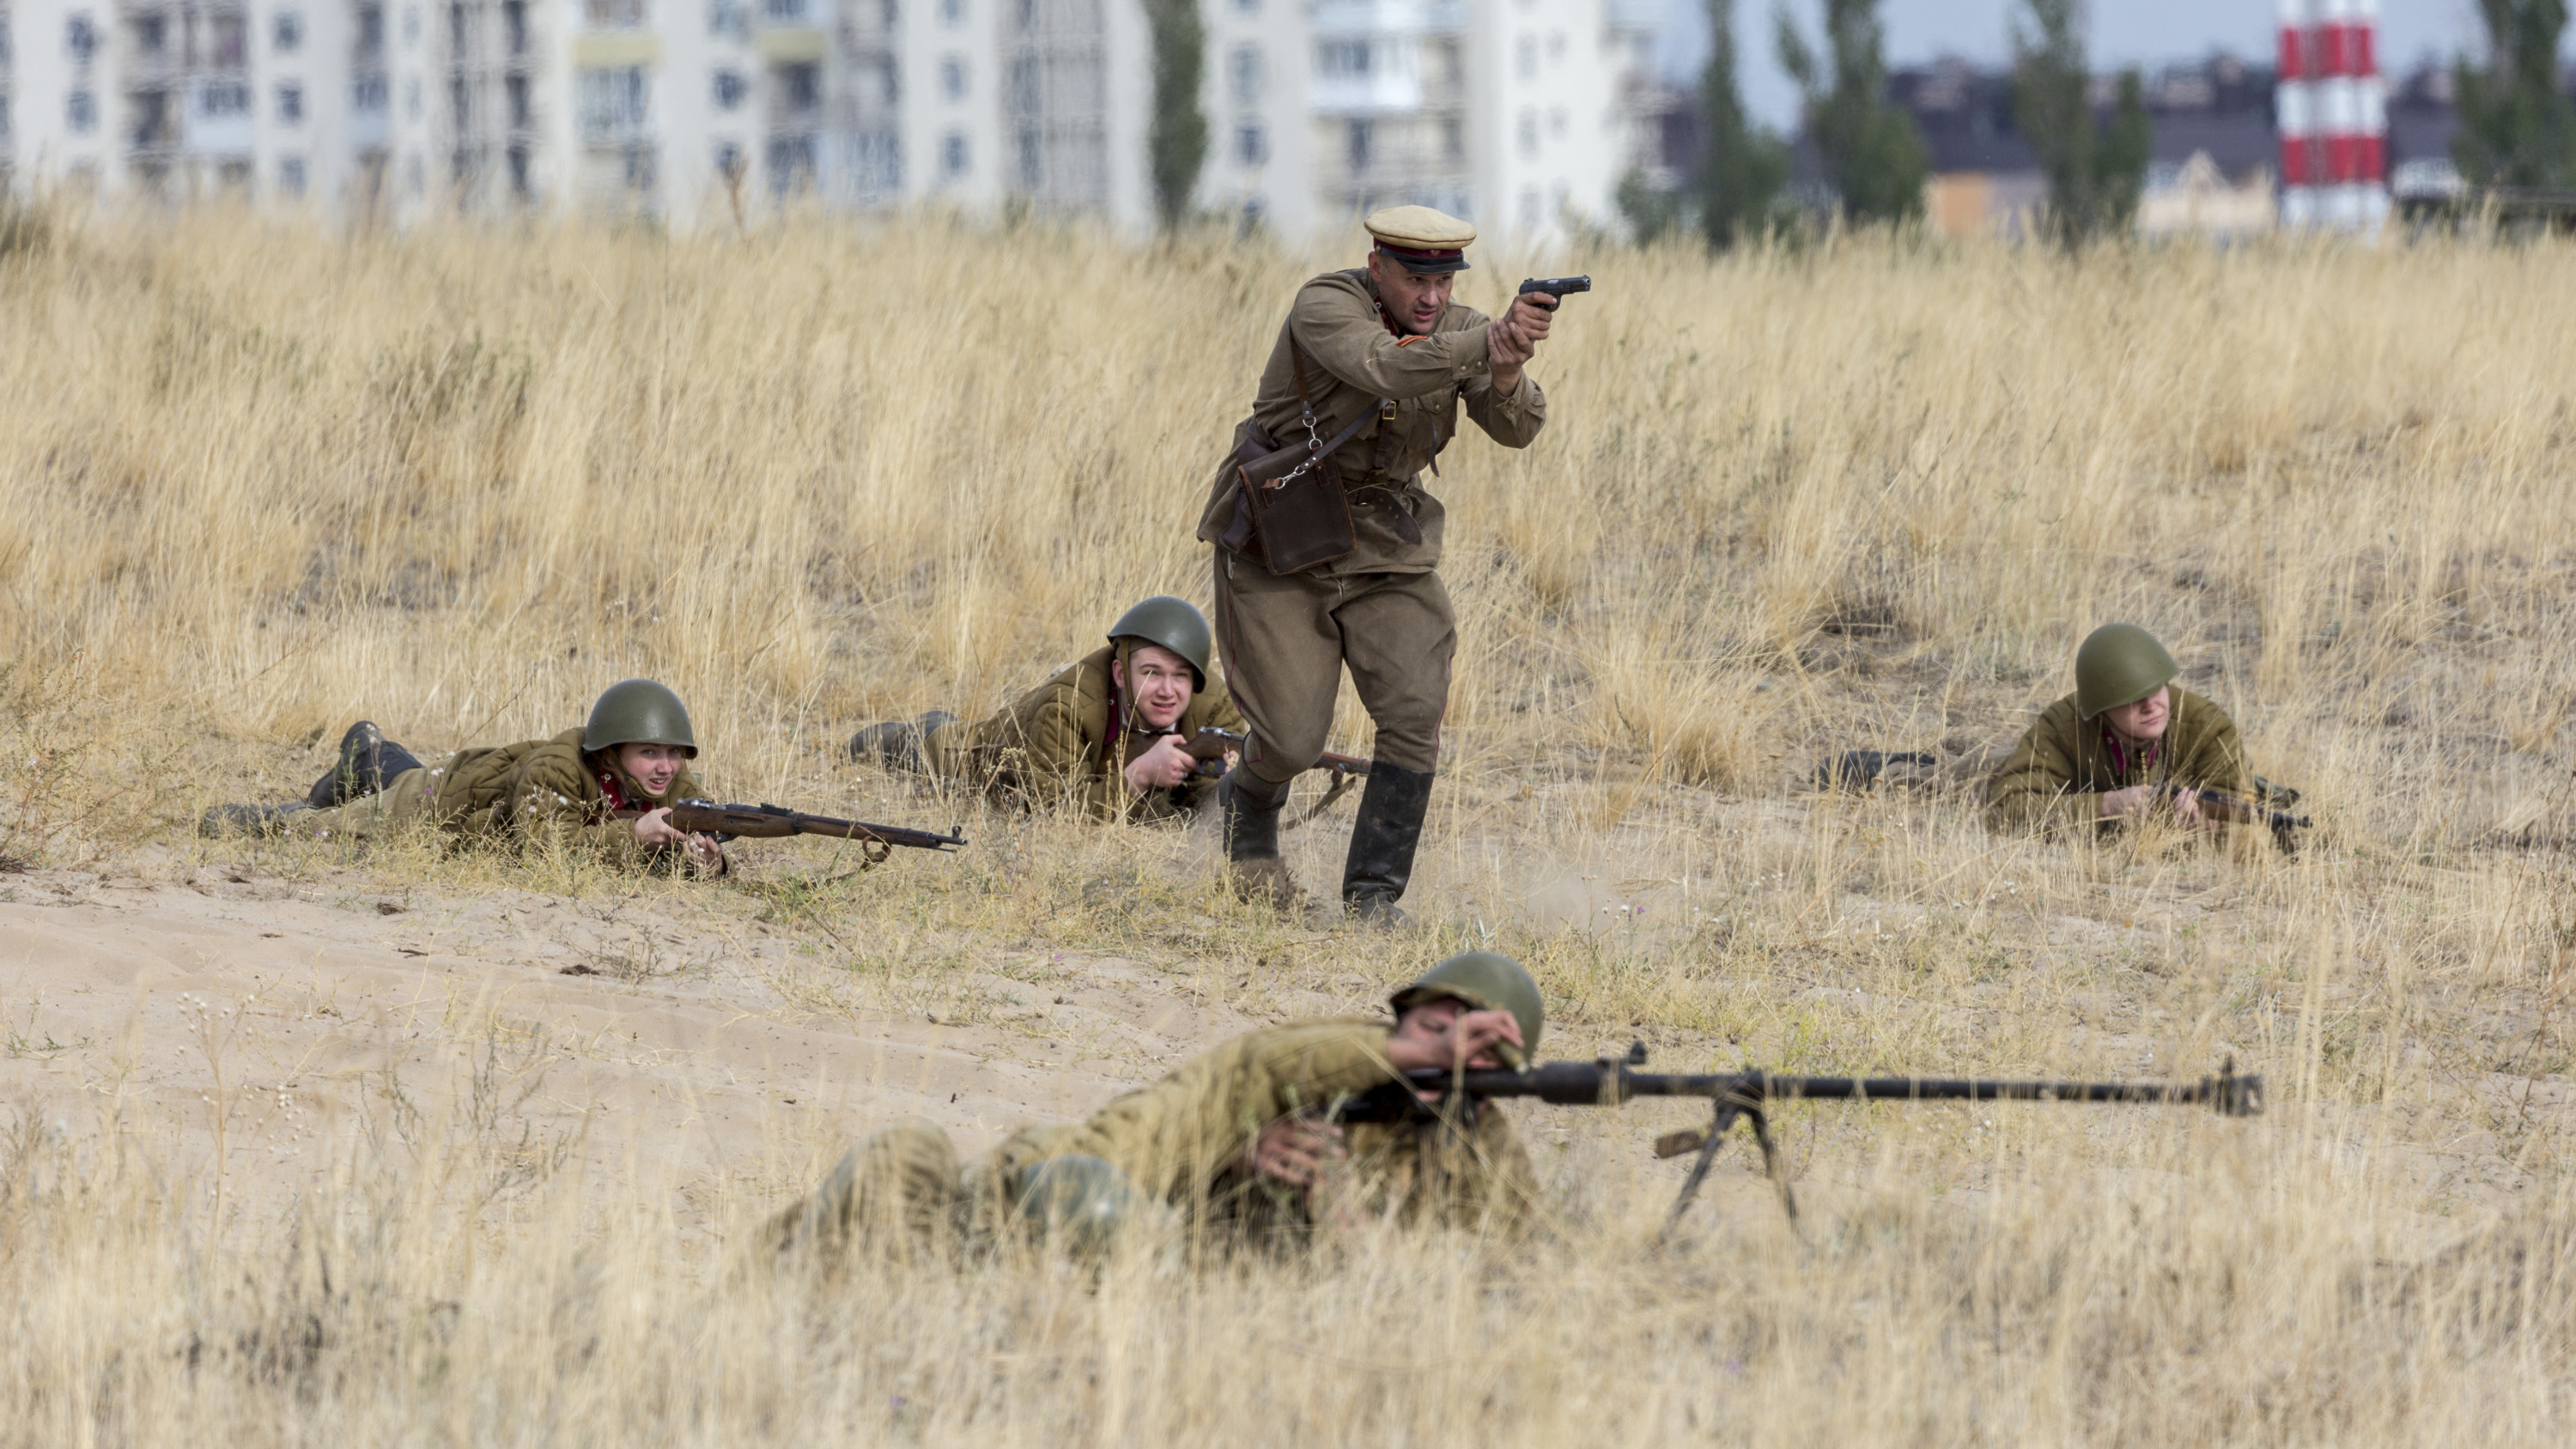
[{"xmin": 1364, "ymin": 204, "xmax": 1477, "ymax": 251}]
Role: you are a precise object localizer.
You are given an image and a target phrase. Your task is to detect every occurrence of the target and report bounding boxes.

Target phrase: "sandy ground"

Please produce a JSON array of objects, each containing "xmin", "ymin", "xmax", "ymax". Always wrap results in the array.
[{"xmin": 0, "ymin": 851, "xmax": 1334, "ymax": 1235}]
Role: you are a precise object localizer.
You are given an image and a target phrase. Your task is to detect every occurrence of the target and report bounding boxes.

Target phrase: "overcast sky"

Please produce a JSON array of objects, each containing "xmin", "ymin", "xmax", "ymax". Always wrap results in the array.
[{"xmin": 1664, "ymin": 0, "xmax": 2507, "ymax": 129}]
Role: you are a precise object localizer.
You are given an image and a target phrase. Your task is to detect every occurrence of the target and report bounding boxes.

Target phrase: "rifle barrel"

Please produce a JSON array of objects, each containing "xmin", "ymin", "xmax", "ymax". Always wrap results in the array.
[{"xmin": 1393, "ymin": 1063, "xmax": 2262, "ymax": 1116}]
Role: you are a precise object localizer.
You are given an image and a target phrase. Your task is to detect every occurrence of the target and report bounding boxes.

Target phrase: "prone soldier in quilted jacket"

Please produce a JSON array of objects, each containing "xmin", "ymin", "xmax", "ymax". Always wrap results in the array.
[
  {"xmin": 197, "ymin": 679, "xmax": 727, "ymax": 874},
  {"xmin": 848, "ymin": 597, "xmax": 1247, "ymax": 823},
  {"xmin": 759, "ymin": 951, "xmax": 1546, "ymax": 1271}
]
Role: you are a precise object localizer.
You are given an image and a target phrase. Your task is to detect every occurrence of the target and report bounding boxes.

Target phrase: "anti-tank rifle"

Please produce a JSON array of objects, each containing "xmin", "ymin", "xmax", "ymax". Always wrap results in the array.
[{"xmin": 1328, "ymin": 1043, "xmax": 2263, "ymax": 1237}]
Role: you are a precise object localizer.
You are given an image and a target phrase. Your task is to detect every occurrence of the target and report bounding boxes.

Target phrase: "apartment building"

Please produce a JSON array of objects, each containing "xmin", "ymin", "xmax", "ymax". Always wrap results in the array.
[{"xmin": 2, "ymin": 0, "xmax": 1662, "ymax": 245}]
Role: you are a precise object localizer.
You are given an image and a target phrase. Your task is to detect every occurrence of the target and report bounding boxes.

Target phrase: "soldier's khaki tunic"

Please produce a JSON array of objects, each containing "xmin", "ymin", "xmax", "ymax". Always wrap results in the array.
[
  {"xmin": 1985, "ymin": 688, "xmax": 2251, "ymax": 833},
  {"xmin": 293, "ymin": 726, "xmax": 712, "ymax": 869},
  {"xmin": 772, "ymin": 1021, "xmax": 1536, "ymax": 1263},
  {"xmin": 920, "ymin": 644, "xmax": 1248, "ymax": 822},
  {"xmin": 1196, "ymin": 270, "xmax": 1547, "ymax": 780}
]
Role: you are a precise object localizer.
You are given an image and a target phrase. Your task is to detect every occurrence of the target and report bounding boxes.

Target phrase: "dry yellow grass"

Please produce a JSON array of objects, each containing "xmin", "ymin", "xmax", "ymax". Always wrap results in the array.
[{"xmin": 5, "ymin": 204, "xmax": 2576, "ymax": 1443}]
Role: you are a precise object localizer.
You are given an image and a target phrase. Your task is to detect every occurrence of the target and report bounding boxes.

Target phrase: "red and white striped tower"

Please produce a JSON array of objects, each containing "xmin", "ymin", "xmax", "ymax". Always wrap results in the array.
[
  {"xmin": 2354, "ymin": 0, "xmax": 2390, "ymax": 227},
  {"xmin": 2317, "ymin": 0, "xmax": 2362, "ymax": 227},
  {"xmin": 2277, "ymin": 0, "xmax": 2318, "ymax": 227}
]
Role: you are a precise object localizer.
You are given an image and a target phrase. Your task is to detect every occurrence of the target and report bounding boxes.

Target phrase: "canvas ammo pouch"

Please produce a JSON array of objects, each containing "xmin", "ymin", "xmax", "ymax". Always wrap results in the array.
[{"xmin": 1221, "ymin": 341, "xmax": 1389, "ymax": 575}]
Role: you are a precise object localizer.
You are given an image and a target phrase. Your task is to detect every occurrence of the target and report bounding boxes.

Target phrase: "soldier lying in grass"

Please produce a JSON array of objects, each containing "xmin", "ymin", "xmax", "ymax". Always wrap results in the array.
[
  {"xmin": 1986, "ymin": 623, "xmax": 2256, "ymax": 836},
  {"xmin": 847, "ymin": 596, "xmax": 1246, "ymax": 824},
  {"xmin": 199, "ymin": 678, "xmax": 727, "ymax": 874},
  {"xmin": 760, "ymin": 951, "xmax": 1544, "ymax": 1269}
]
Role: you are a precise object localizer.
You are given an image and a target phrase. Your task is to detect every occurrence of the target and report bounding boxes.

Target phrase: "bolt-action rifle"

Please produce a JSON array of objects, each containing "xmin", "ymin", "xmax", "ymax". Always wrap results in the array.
[
  {"xmin": 615, "ymin": 799, "xmax": 965, "ymax": 868},
  {"xmin": 2149, "ymin": 783, "xmax": 2312, "ymax": 853},
  {"xmin": 1179, "ymin": 726, "xmax": 1370, "ymax": 826},
  {"xmin": 1328, "ymin": 1042, "xmax": 2263, "ymax": 1237}
]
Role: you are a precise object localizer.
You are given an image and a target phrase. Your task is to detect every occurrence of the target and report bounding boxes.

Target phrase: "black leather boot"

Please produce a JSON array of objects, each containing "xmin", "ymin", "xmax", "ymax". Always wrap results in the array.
[
  {"xmin": 1340, "ymin": 762, "xmax": 1434, "ymax": 927},
  {"xmin": 848, "ymin": 712, "xmax": 956, "ymax": 773},
  {"xmin": 307, "ymin": 721, "xmax": 425, "ymax": 809},
  {"xmin": 1219, "ymin": 766, "xmax": 1300, "ymax": 909}
]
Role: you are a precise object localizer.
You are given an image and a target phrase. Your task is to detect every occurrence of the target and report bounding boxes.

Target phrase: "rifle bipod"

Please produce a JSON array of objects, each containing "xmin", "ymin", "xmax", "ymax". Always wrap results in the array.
[{"xmin": 1656, "ymin": 1091, "xmax": 1796, "ymax": 1242}]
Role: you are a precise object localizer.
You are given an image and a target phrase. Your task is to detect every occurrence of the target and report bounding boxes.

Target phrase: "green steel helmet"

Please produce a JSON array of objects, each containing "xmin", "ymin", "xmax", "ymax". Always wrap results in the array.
[
  {"xmin": 1107, "ymin": 596, "xmax": 1213, "ymax": 689},
  {"xmin": 1011, "ymin": 1155, "xmax": 1147, "ymax": 1259},
  {"xmin": 2073, "ymin": 624, "xmax": 2180, "ymax": 720},
  {"xmin": 582, "ymin": 678, "xmax": 697, "ymax": 757},
  {"xmin": 1389, "ymin": 950, "xmax": 1545, "ymax": 1069}
]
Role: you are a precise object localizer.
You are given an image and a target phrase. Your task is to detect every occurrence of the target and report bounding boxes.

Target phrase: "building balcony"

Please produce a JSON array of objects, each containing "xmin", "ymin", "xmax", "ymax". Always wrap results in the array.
[{"xmin": 1311, "ymin": 0, "xmax": 1458, "ymax": 40}]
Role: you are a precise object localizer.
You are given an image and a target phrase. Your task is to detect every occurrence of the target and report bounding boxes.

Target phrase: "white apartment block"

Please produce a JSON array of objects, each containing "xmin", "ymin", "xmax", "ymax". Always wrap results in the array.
[{"xmin": 1, "ymin": 0, "xmax": 1661, "ymax": 245}]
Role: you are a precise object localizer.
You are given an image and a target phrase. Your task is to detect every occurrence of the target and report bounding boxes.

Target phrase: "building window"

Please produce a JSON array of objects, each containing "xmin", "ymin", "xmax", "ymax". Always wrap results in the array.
[
  {"xmin": 1442, "ymin": 116, "xmax": 1462, "ymax": 162},
  {"xmin": 277, "ymin": 82, "xmax": 304, "ymax": 123},
  {"xmin": 765, "ymin": 0, "xmax": 808, "ymax": 20},
  {"xmin": 279, "ymin": 155, "xmax": 307, "ymax": 196},
  {"xmin": 941, "ymin": 130, "xmax": 968, "ymax": 179},
  {"xmin": 67, "ymin": 14, "xmax": 96, "ymax": 63},
  {"xmin": 1516, "ymin": 34, "xmax": 1535, "ymax": 80},
  {"xmin": 778, "ymin": 61, "xmax": 820, "ymax": 112},
  {"xmin": 1233, "ymin": 0, "xmax": 1256, "ymax": 10},
  {"xmin": 355, "ymin": 75, "xmax": 389, "ymax": 112},
  {"xmin": 508, "ymin": 142, "xmax": 532, "ymax": 196},
  {"xmin": 68, "ymin": 89, "xmax": 97, "ymax": 132},
  {"xmin": 275, "ymin": 10, "xmax": 303, "ymax": 51},
  {"xmin": 713, "ymin": 70, "xmax": 747, "ymax": 109},
  {"xmin": 939, "ymin": 0, "xmax": 963, "ymax": 25},
  {"xmin": 1228, "ymin": 44, "xmax": 1262, "ymax": 104},
  {"xmin": 507, "ymin": 72, "xmax": 530, "ymax": 127},
  {"xmin": 585, "ymin": 0, "xmax": 644, "ymax": 28},
  {"xmin": 1236, "ymin": 123, "xmax": 1265, "ymax": 167},
  {"xmin": 1318, "ymin": 40, "xmax": 1368, "ymax": 78},
  {"xmin": 1347, "ymin": 118, "xmax": 1370, "ymax": 173},
  {"xmin": 1517, "ymin": 109, "xmax": 1537, "ymax": 158},
  {"xmin": 505, "ymin": 1, "xmax": 528, "ymax": 52},
  {"xmin": 358, "ymin": 6, "xmax": 384, "ymax": 51},
  {"xmin": 940, "ymin": 55, "xmax": 966, "ymax": 100},
  {"xmin": 580, "ymin": 65, "xmax": 649, "ymax": 142},
  {"xmin": 202, "ymin": 80, "xmax": 252, "ymax": 117}
]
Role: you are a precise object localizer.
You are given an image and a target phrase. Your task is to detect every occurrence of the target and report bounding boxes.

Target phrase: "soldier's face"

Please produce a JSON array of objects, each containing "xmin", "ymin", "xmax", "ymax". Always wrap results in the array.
[
  {"xmin": 616, "ymin": 742, "xmax": 689, "ymax": 798},
  {"xmin": 2102, "ymin": 687, "xmax": 2171, "ymax": 743},
  {"xmin": 1368, "ymin": 254, "xmax": 1455, "ymax": 335},
  {"xmin": 1114, "ymin": 645, "xmax": 1196, "ymax": 731}
]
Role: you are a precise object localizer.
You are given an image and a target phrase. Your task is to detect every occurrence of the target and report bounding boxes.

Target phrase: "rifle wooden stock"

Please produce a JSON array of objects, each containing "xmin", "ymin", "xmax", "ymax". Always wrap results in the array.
[
  {"xmin": 616, "ymin": 800, "xmax": 966, "ymax": 852},
  {"xmin": 1180, "ymin": 726, "xmax": 1370, "ymax": 781}
]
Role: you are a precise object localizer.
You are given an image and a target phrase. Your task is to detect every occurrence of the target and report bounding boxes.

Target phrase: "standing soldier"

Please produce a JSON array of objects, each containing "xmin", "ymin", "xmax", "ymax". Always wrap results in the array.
[{"xmin": 1197, "ymin": 207, "xmax": 1558, "ymax": 924}]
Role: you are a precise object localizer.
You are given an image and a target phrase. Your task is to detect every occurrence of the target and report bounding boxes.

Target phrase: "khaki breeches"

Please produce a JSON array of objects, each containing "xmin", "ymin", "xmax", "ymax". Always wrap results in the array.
[
  {"xmin": 761, "ymin": 1125, "xmax": 972, "ymax": 1268},
  {"xmin": 1211, "ymin": 552, "xmax": 1455, "ymax": 782},
  {"xmin": 291, "ymin": 763, "xmax": 440, "ymax": 841}
]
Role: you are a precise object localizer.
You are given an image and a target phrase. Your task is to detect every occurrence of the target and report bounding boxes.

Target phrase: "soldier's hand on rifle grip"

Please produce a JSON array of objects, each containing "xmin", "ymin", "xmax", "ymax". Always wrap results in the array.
[
  {"xmin": 631, "ymin": 806, "xmax": 687, "ymax": 846},
  {"xmin": 1122, "ymin": 732, "xmax": 1197, "ymax": 794}
]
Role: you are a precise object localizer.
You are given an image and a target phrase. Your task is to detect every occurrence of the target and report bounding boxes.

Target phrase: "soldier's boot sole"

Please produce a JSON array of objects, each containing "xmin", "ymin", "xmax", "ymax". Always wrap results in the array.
[
  {"xmin": 1340, "ymin": 762, "xmax": 1434, "ymax": 928},
  {"xmin": 308, "ymin": 721, "xmax": 422, "ymax": 810}
]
